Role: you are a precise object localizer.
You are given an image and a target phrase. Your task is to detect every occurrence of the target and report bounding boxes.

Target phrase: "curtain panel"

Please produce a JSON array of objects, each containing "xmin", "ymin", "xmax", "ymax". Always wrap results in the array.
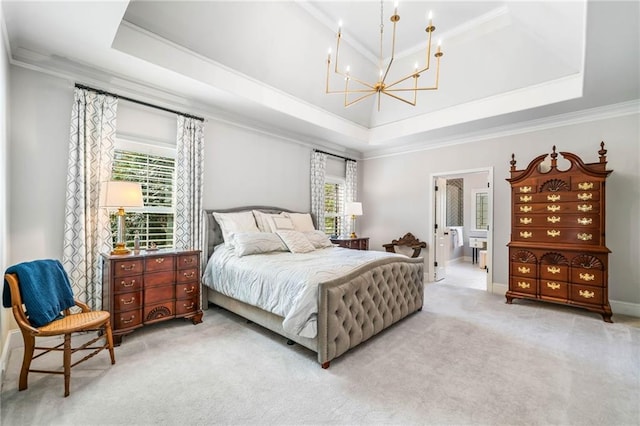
[
  {"xmin": 343, "ymin": 160, "xmax": 358, "ymax": 237},
  {"xmin": 174, "ymin": 116, "xmax": 205, "ymax": 253},
  {"xmin": 62, "ymin": 88, "xmax": 118, "ymax": 310},
  {"xmin": 310, "ymin": 151, "xmax": 327, "ymax": 231}
]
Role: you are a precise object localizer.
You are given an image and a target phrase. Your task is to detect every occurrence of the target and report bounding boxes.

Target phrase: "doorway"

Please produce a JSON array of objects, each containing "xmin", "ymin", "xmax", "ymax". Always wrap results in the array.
[{"xmin": 428, "ymin": 168, "xmax": 494, "ymax": 291}]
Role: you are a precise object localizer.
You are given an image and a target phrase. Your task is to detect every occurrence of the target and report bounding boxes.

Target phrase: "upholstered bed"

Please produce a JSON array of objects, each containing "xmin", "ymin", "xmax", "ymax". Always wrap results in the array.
[{"xmin": 201, "ymin": 206, "xmax": 424, "ymax": 368}]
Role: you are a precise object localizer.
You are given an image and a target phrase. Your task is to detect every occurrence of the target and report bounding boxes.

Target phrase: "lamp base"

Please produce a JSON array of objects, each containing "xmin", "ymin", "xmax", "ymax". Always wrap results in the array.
[
  {"xmin": 111, "ymin": 243, "xmax": 130, "ymax": 255},
  {"xmin": 350, "ymin": 232, "xmax": 358, "ymax": 239}
]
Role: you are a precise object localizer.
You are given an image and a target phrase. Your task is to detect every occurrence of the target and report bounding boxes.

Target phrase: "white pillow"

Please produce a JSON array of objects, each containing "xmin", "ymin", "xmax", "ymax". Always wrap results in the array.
[
  {"xmin": 252, "ymin": 210, "xmax": 285, "ymax": 233},
  {"xmin": 283, "ymin": 212, "xmax": 316, "ymax": 232},
  {"xmin": 270, "ymin": 216, "xmax": 295, "ymax": 231},
  {"xmin": 276, "ymin": 230, "xmax": 316, "ymax": 254},
  {"xmin": 304, "ymin": 230, "xmax": 334, "ymax": 249},
  {"xmin": 231, "ymin": 232, "xmax": 287, "ymax": 257},
  {"xmin": 212, "ymin": 211, "xmax": 260, "ymax": 243}
]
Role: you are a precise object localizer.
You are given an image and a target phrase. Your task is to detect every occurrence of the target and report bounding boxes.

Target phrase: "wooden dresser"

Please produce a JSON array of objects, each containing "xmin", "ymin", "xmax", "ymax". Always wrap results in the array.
[
  {"xmin": 506, "ymin": 143, "xmax": 613, "ymax": 322},
  {"xmin": 330, "ymin": 237, "xmax": 369, "ymax": 250},
  {"xmin": 101, "ymin": 249, "xmax": 203, "ymax": 344}
]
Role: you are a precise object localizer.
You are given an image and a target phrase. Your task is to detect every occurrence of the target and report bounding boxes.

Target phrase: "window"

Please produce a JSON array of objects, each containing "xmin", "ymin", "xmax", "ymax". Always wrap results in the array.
[
  {"xmin": 472, "ymin": 189, "xmax": 489, "ymax": 231},
  {"xmin": 324, "ymin": 177, "xmax": 345, "ymax": 237},
  {"xmin": 110, "ymin": 140, "xmax": 176, "ymax": 249}
]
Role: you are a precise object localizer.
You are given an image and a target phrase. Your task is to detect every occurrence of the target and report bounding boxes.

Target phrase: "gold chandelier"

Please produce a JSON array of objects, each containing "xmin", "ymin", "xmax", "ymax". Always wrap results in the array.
[{"xmin": 326, "ymin": 0, "xmax": 443, "ymax": 110}]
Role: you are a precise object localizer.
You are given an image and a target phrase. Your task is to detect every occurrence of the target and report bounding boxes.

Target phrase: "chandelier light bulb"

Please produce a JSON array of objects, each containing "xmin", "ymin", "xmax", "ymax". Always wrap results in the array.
[{"xmin": 428, "ymin": 11, "xmax": 433, "ymax": 20}]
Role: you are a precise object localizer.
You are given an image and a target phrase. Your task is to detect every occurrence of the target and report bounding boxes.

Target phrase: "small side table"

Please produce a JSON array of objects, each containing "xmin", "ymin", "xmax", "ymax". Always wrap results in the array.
[{"xmin": 330, "ymin": 237, "xmax": 369, "ymax": 250}]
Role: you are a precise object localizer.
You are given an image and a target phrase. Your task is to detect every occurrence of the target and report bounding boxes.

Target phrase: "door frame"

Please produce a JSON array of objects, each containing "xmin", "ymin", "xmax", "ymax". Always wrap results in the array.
[{"xmin": 427, "ymin": 167, "xmax": 495, "ymax": 292}]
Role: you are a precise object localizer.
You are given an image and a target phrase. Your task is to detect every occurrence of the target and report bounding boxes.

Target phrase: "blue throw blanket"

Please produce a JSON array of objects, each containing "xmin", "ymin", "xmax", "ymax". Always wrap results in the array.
[{"xmin": 3, "ymin": 259, "xmax": 76, "ymax": 327}]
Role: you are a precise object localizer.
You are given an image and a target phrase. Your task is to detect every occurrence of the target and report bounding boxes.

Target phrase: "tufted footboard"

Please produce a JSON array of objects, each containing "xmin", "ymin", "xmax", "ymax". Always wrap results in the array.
[{"xmin": 316, "ymin": 256, "xmax": 424, "ymax": 367}]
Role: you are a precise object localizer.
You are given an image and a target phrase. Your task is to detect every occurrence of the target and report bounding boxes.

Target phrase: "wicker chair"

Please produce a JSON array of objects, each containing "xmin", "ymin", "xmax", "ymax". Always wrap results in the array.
[{"xmin": 4, "ymin": 272, "xmax": 116, "ymax": 397}]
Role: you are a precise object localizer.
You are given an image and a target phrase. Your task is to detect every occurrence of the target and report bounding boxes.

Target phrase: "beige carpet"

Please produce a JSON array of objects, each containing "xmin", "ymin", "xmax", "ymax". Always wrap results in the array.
[{"xmin": 2, "ymin": 283, "xmax": 639, "ymax": 425}]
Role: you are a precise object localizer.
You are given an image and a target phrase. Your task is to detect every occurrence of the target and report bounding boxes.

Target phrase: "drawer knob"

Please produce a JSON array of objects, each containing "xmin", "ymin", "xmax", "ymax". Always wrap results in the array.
[
  {"xmin": 579, "ymin": 290, "xmax": 595, "ymax": 299},
  {"xmin": 547, "ymin": 205, "xmax": 561, "ymax": 212},
  {"xmin": 155, "ymin": 258, "xmax": 165, "ymax": 264},
  {"xmin": 183, "ymin": 302, "xmax": 195, "ymax": 311},
  {"xmin": 183, "ymin": 257, "xmax": 194, "ymax": 264},
  {"xmin": 121, "ymin": 296, "xmax": 135, "ymax": 305},
  {"xmin": 547, "ymin": 216, "xmax": 561, "ymax": 223},
  {"xmin": 577, "ymin": 204, "xmax": 593, "ymax": 212},
  {"xmin": 519, "ymin": 231, "xmax": 532, "ymax": 239},
  {"xmin": 577, "ymin": 218, "xmax": 593, "ymax": 226},
  {"xmin": 577, "ymin": 233, "xmax": 593, "ymax": 241},
  {"xmin": 517, "ymin": 281, "xmax": 530, "ymax": 289},
  {"xmin": 547, "ymin": 229, "xmax": 561, "ymax": 237},
  {"xmin": 520, "ymin": 186, "xmax": 532, "ymax": 193},
  {"xmin": 579, "ymin": 273, "xmax": 595, "ymax": 282},
  {"xmin": 547, "ymin": 266, "xmax": 561, "ymax": 274},
  {"xmin": 546, "ymin": 282, "xmax": 561, "ymax": 290},
  {"xmin": 121, "ymin": 315, "xmax": 136, "ymax": 325},
  {"xmin": 577, "ymin": 192, "xmax": 593, "ymax": 200},
  {"xmin": 519, "ymin": 206, "xmax": 532, "ymax": 213},
  {"xmin": 520, "ymin": 195, "xmax": 532, "ymax": 202},
  {"xmin": 519, "ymin": 217, "xmax": 532, "ymax": 225},
  {"xmin": 121, "ymin": 264, "xmax": 136, "ymax": 271},
  {"xmin": 121, "ymin": 279, "xmax": 136, "ymax": 287},
  {"xmin": 547, "ymin": 194, "xmax": 561, "ymax": 202},
  {"xmin": 517, "ymin": 266, "xmax": 530, "ymax": 274},
  {"xmin": 184, "ymin": 286, "xmax": 195, "ymax": 294},
  {"xmin": 578, "ymin": 182, "xmax": 594, "ymax": 190},
  {"xmin": 183, "ymin": 271, "xmax": 195, "ymax": 279}
]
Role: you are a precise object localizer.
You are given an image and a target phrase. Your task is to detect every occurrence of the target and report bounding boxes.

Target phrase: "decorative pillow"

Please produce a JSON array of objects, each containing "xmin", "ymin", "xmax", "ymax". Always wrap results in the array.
[
  {"xmin": 270, "ymin": 216, "xmax": 295, "ymax": 231},
  {"xmin": 304, "ymin": 230, "xmax": 334, "ymax": 249},
  {"xmin": 212, "ymin": 211, "xmax": 260, "ymax": 244},
  {"xmin": 231, "ymin": 232, "xmax": 287, "ymax": 257},
  {"xmin": 252, "ymin": 210, "xmax": 285, "ymax": 233},
  {"xmin": 276, "ymin": 230, "xmax": 316, "ymax": 254},
  {"xmin": 283, "ymin": 212, "xmax": 315, "ymax": 232}
]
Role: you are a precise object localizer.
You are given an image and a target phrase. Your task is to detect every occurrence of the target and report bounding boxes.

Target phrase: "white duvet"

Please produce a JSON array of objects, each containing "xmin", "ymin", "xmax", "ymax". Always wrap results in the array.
[{"xmin": 203, "ymin": 245, "xmax": 403, "ymax": 338}]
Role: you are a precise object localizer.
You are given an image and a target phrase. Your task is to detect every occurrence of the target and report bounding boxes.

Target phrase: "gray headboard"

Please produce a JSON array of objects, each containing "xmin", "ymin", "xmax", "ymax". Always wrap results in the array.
[{"xmin": 203, "ymin": 206, "xmax": 315, "ymax": 259}]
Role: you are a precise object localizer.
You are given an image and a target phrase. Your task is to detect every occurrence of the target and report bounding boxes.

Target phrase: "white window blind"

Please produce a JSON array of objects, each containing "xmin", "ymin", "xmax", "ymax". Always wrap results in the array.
[
  {"xmin": 110, "ymin": 142, "xmax": 176, "ymax": 249},
  {"xmin": 324, "ymin": 177, "xmax": 345, "ymax": 236}
]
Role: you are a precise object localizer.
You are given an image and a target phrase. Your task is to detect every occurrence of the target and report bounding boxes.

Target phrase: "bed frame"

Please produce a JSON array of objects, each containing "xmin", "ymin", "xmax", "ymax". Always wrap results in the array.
[{"xmin": 202, "ymin": 206, "xmax": 424, "ymax": 368}]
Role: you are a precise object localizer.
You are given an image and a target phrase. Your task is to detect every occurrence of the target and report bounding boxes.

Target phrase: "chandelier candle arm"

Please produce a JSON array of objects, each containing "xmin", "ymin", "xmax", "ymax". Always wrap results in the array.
[{"xmin": 325, "ymin": 1, "xmax": 444, "ymax": 110}]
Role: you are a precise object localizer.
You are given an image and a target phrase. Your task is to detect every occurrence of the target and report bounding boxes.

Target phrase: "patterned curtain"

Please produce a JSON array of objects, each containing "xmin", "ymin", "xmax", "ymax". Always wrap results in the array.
[
  {"xmin": 310, "ymin": 151, "xmax": 327, "ymax": 230},
  {"xmin": 343, "ymin": 160, "xmax": 358, "ymax": 236},
  {"xmin": 62, "ymin": 88, "xmax": 118, "ymax": 310},
  {"xmin": 174, "ymin": 116, "xmax": 205, "ymax": 253}
]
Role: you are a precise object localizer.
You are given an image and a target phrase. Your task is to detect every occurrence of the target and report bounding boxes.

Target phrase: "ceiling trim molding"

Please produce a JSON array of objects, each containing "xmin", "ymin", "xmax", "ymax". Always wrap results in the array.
[{"xmin": 363, "ymin": 99, "xmax": 640, "ymax": 160}]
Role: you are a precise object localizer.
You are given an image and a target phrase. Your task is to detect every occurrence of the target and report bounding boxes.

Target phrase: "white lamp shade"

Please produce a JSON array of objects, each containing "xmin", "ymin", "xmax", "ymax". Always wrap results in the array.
[
  {"xmin": 345, "ymin": 201, "xmax": 363, "ymax": 216},
  {"xmin": 100, "ymin": 181, "xmax": 144, "ymax": 208}
]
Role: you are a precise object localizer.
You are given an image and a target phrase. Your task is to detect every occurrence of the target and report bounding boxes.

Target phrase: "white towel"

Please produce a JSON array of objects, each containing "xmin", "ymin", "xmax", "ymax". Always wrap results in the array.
[{"xmin": 450, "ymin": 226, "xmax": 464, "ymax": 247}]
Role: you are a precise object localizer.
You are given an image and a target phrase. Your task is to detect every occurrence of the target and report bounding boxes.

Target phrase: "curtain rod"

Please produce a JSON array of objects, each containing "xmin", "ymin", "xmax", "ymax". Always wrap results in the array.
[
  {"xmin": 314, "ymin": 149, "xmax": 356, "ymax": 162},
  {"xmin": 74, "ymin": 83, "xmax": 205, "ymax": 122}
]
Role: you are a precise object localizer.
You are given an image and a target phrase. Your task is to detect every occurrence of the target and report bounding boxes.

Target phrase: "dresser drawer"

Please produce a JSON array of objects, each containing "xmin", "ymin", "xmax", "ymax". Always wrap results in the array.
[
  {"xmin": 114, "ymin": 291, "xmax": 143, "ymax": 312},
  {"xmin": 513, "ymin": 228, "xmax": 600, "ymax": 245},
  {"xmin": 510, "ymin": 277, "xmax": 536, "ymax": 295},
  {"xmin": 539, "ymin": 280, "xmax": 568, "ymax": 299},
  {"xmin": 177, "ymin": 268, "xmax": 198, "ymax": 283},
  {"xmin": 113, "ymin": 275, "xmax": 143, "ymax": 293},
  {"xmin": 145, "ymin": 270, "xmax": 175, "ymax": 287},
  {"xmin": 178, "ymin": 254, "xmax": 199, "ymax": 270},
  {"xmin": 145, "ymin": 285, "xmax": 175, "ymax": 304},
  {"xmin": 177, "ymin": 283, "xmax": 199, "ymax": 299},
  {"xmin": 114, "ymin": 309, "xmax": 143, "ymax": 329},
  {"xmin": 145, "ymin": 255, "xmax": 176, "ymax": 273},
  {"xmin": 176, "ymin": 296, "xmax": 199, "ymax": 316},
  {"xmin": 539, "ymin": 264, "xmax": 569, "ymax": 281},
  {"xmin": 571, "ymin": 268, "xmax": 604, "ymax": 286},
  {"xmin": 571, "ymin": 180, "xmax": 600, "ymax": 191},
  {"xmin": 570, "ymin": 284, "xmax": 603, "ymax": 305},
  {"xmin": 144, "ymin": 302, "xmax": 175, "ymax": 323},
  {"xmin": 113, "ymin": 260, "xmax": 144, "ymax": 277},
  {"xmin": 512, "ymin": 262, "xmax": 536, "ymax": 278}
]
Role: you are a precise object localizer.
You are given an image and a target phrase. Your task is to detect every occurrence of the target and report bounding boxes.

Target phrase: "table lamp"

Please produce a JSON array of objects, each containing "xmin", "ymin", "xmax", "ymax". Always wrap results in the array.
[
  {"xmin": 100, "ymin": 181, "xmax": 144, "ymax": 255},
  {"xmin": 345, "ymin": 201, "xmax": 363, "ymax": 239}
]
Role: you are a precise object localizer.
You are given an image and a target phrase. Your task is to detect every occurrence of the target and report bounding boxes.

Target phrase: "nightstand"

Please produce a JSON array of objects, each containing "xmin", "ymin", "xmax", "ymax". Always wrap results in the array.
[
  {"xmin": 101, "ymin": 249, "xmax": 203, "ymax": 344},
  {"xmin": 330, "ymin": 237, "xmax": 369, "ymax": 250}
]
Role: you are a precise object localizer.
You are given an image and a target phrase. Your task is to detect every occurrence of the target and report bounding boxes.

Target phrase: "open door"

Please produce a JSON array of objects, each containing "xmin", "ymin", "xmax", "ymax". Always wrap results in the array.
[{"xmin": 433, "ymin": 177, "xmax": 448, "ymax": 281}]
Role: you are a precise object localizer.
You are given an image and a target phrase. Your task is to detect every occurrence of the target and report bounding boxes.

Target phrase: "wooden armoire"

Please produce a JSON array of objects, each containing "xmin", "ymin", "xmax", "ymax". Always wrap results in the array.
[{"xmin": 505, "ymin": 142, "xmax": 613, "ymax": 322}]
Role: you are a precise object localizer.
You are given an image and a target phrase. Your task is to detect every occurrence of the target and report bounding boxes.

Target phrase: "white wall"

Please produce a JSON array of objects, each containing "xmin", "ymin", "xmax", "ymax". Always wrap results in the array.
[
  {"xmin": 361, "ymin": 113, "xmax": 640, "ymax": 305},
  {"xmin": 1, "ymin": 5, "xmax": 12, "ymax": 360}
]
